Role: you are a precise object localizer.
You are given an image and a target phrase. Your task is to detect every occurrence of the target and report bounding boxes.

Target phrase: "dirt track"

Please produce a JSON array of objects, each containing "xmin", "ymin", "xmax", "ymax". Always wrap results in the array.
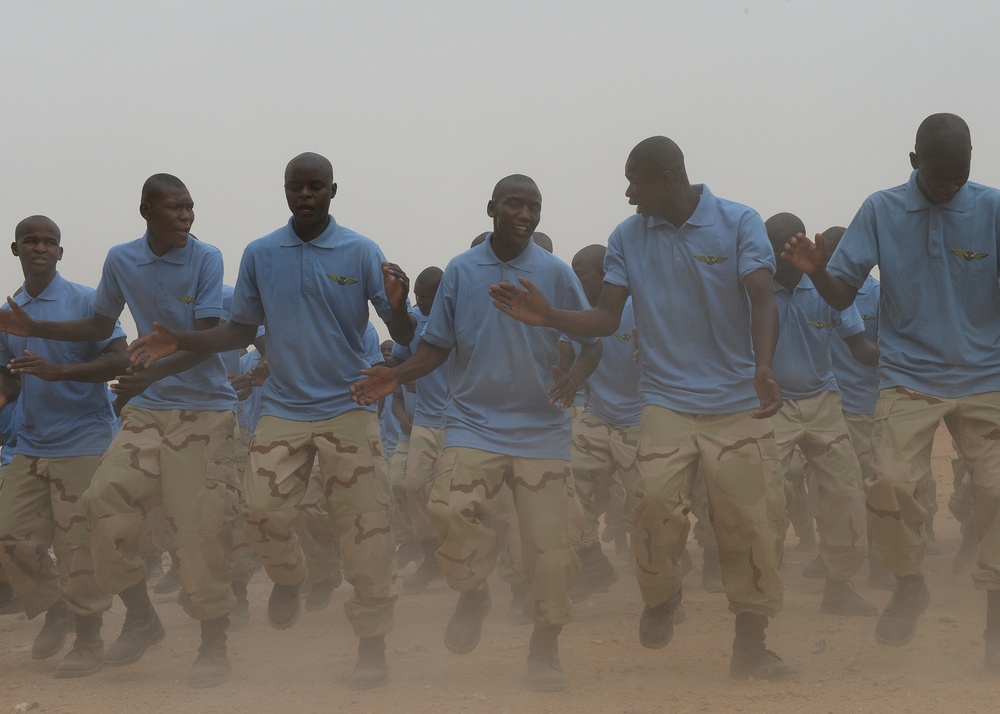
[{"xmin": 3, "ymin": 426, "xmax": 998, "ymax": 714}]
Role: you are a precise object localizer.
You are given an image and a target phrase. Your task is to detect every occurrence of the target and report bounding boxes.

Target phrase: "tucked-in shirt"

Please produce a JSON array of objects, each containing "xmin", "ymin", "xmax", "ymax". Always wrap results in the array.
[
  {"xmin": 832, "ymin": 276, "xmax": 880, "ymax": 414},
  {"xmin": 92, "ymin": 234, "xmax": 237, "ymax": 411},
  {"xmin": 586, "ymin": 297, "xmax": 642, "ymax": 427},
  {"xmin": 772, "ymin": 275, "xmax": 865, "ymax": 400},
  {"xmin": 828, "ymin": 171, "xmax": 1000, "ymax": 397},
  {"xmin": 604, "ymin": 184, "xmax": 776, "ymax": 414},
  {"xmin": 423, "ymin": 237, "xmax": 595, "ymax": 460},
  {"xmin": 0, "ymin": 274, "xmax": 124, "ymax": 457},
  {"xmin": 230, "ymin": 216, "xmax": 396, "ymax": 421}
]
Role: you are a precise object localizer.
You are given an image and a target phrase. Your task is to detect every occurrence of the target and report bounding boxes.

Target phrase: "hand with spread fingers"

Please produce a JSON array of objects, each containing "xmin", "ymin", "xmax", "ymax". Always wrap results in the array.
[
  {"xmin": 7, "ymin": 350, "xmax": 66, "ymax": 381},
  {"xmin": 0, "ymin": 298, "xmax": 34, "ymax": 337},
  {"xmin": 781, "ymin": 232, "xmax": 826, "ymax": 275},
  {"xmin": 128, "ymin": 322, "xmax": 180, "ymax": 368},
  {"xmin": 546, "ymin": 365, "xmax": 580, "ymax": 408},
  {"xmin": 350, "ymin": 365, "xmax": 400, "ymax": 407},
  {"xmin": 382, "ymin": 261, "xmax": 410, "ymax": 310},
  {"xmin": 489, "ymin": 278, "xmax": 551, "ymax": 326}
]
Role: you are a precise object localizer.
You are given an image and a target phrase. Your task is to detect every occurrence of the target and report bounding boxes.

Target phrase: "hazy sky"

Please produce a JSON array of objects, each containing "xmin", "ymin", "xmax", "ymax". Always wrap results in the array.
[{"xmin": 3, "ymin": 1, "xmax": 998, "ymax": 339}]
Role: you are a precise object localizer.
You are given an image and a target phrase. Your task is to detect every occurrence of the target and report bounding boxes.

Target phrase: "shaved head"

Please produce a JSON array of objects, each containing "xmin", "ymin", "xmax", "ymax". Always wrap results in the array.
[
  {"xmin": 141, "ymin": 173, "xmax": 188, "ymax": 204},
  {"xmin": 532, "ymin": 232, "xmax": 553, "ymax": 253},
  {"xmin": 471, "ymin": 232, "xmax": 489, "ymax": 248},
  {"xmin": 415, "ymin": 266, "xmax": 443, "ymax": 288},
  {"xmin": 915, "ymin": 113, "xmax": 971, "ymax": 156},
  {"xmin": 572, "ymin": 244, "xmax": 606, "ymax": 271},
  {"xmin": 628, "ymin": 136, "xmax": 689, "ymax": 184},
  {"xmin": 820, "ymin": 226, "xmax": 847, "ymax": 261},
  {"xmin": 14, "ymin": 215, "xmax": 60, "ymax": 242},
  {"xmin": 285, "ymin": 152, "xmax": 334, "ymax": 181},
  {"xmin": 765, "ymin": 212, "xmax": 806, "ymax": 253},
  {"xmin": 492, "ymin": 174, "xmax": 538, "ymax": 202}
]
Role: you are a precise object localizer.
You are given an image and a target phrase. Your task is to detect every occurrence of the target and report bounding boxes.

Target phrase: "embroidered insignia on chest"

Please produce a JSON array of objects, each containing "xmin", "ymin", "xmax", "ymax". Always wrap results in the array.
[
  {"xmin": 177, "ymin": 295, "xmax": 196, "ymax": 304},
  {"xmin": 693, "ymin": 255, "xmax": 728, "ymax": 266},
  {"xmin": 327, "ymin": 273, "xmax": 358, "ymax": 285},
  {"xmin": 613, "ymin": 333, "xmax": 632, "ymax": 341},
  {"xmin": 807, "ymin": 321, "xmax": 832, "ymax": 329},
  {"xmin": 949, "ymin": 249, "xmax": 989, "ymax": 262},
  {"xmin": 861, "ymin": 314, "xmax": 876, "ymax": 321}
]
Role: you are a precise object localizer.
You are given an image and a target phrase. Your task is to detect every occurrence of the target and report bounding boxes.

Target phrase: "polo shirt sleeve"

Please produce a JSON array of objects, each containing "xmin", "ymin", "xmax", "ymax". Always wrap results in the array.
[
  {"xmin": 422, "ymin": 262, "xmax": 458, "ymax": 350},
  {"xmin": 231, "ymin": 246, "xmax": 265, "ymax": 327},
  {"xmin": 827, "ymin": 202, "xmax": 879, "ymax": 289},
  {"xmin": 556, "ymin": 268, "xmax": 599, "ymax": 346},
  {"xmin": 834, "ymin": 304, "xmax": 865, "ymax": 339},
  {"xmin": 91, "ymin": 252, "xmax": 127, "ymax": 321},
  {"xmin": 736, "ymin": 212, "xmax": 776, "ymax": 280},
  {"xmin": 603, "ymin": 227, "xmax": 630, "ymax": 290},
  {"xmin": 363, "ymin": 323, "xmax": 384, "ymax": 367},
  {"xmin": 95, "ymin": 321, "xmax": 128, "ymax": 352},
  {"xmin": 365, "ymin": 245, "xmax": 394, "ymax": 325},
  {"xmin": 193, "ymin": 248, "xmax": 225, "ymax": 321}
]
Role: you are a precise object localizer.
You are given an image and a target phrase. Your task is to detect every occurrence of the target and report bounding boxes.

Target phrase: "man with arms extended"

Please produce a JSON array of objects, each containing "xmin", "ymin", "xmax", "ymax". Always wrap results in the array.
[
  {"xmin": 351, "ymin": 174, "xmax": 600, "ymax": 691},
  {"xmin": 0, "ymin": 215, "xmax": 127, "ymax": 678},
  {"xmin": 489, "ymin": 137, "xmax": 797, "ymax": 681},
  {"xmin": 129, "ymin": 152, "xmax": 415, "ymax": 689},
  {"xmin": 783, "ymin": 113, "xmax": 1000, "ymax": 669}
]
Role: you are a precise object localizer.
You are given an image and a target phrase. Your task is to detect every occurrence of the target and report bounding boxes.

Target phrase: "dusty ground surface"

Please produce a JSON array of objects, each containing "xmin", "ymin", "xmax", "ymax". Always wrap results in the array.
[{"xmin": 3, "ymin": 426, "xmax": 998, "ymax": 714}]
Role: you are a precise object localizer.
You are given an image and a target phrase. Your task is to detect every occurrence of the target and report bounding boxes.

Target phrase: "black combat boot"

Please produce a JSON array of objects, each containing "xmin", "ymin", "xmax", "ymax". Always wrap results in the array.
[{"xmin": 729, "ymin": 612, "xmax": 799, "ymax": 681}]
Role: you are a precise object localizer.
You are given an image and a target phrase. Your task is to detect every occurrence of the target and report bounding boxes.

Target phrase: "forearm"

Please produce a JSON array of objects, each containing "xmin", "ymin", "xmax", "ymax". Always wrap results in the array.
[
  {"xmin": 387, "ymin": 305, "xmax": 416, "ymax": 346},
  {"xmin": 544, "ymin": 306, "xmax": 621, "ymax": 338},
  {"xmin": 175, "ymin": 321, "xmax": 258, "ymax": 355},
  {"xmin": 141, "ymin": 350, "xmax": 212, "ymax": 382},
  {"xmin": 750, "ymin": 301, "xmax": 779, "ymax": 370},
  {"xmin": 33, "ymin": 314, "xmax": 117, "ymax": 342},
  {"xmin": 567, "ymin": 340, "xmax": 603, "ymax": 385},
  {"xmin": 57, "ymin": 342, "xmax": 131, "ymax": 382},
  {"xmin": 806, "ymin": 268, "xmax": 859, "ymax": 311},
  {"xmin": 392, "ymin": 341, "xmax": 450, "ymax": 384}
]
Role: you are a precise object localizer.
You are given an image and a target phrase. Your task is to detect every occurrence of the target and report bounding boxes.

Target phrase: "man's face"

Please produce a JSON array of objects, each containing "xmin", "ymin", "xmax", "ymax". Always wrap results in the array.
[
  {"xmin": 12, "ymin": 221, "xmax": 62, "ymax": 280},
  {"xmin": 285, "ymin": 163, "xmax": 335, "ymax": 229},
  {"xmin": 413, "ymin": 278, "xmax": 439, "ymax": 316},
  {"xmin": 624, "ymin": 156, "xmax": 668, "ymax": 218},
  {"xmin": 488, "ymin": 182, "xmax": 542, "ymax": 250},
  {"xmin": 380, "ymin": 340, "xmax": 394, "ymax": 362},
  {"xmin": 572, "ymin": 259, "xmax": 605, "ymax": 306},
  {"xmin": 142, "ymin": 186, "xmax": 194, "ymax": 252},
  {"xmin": 911, "ymin": 146, "xmax": 971, "ymax": 205}
]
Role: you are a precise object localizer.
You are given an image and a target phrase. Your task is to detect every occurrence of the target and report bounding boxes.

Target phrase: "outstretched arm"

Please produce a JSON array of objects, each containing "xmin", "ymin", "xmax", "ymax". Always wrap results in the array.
[
  {"xmin": 7, "ymin": 337, "xmax": 130, "ymax": 383},
  {"xmin": 129, "ymin": 320, "xmax": 259, "ymax": 368},
  {"xmin": 744, "ymin": 269, "xmax": 783, "ymax": 419},
  {"xmin": 489, "ymin": 280, "xmax": 629, "ymax": 338},
  {"xmin": 0, "ymin": 301, "xmax": 119, "ymax": 342},
  {"xmin": 781, "ymin": 233, "xmax": 860, "ymax": 310},
  {"xmin": 351, "ymin": 339, "xmax": 451, "ymax": 406}
]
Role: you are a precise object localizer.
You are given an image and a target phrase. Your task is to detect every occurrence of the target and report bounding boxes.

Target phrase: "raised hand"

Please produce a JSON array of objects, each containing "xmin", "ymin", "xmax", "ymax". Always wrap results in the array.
[
  {"xmin": 781, "ymin": 232, "xmax": 827, "ymax": 275},
  {"xmin": 0, "ymin": 298, "xmax": 34, "ymax": 337},
  {"xmin": 8, "ymin": 350, "xmax": 65, "ymax": 381},
  {"xmin": 382, "ymin": 262, "xmax": 410, "ymax": 310},
  {"xmin": 128, "ymin": 322, "xmax": 180, "ymax": 368},
  {"xmin": 350, "ymin": 365, "xmax": 400, "ymax": 406},
  {"xmin": 489, "ymin": 278, "xmax": 550, "ymax": 326},
  {"xmin": 751, "ymin": 365, "xmax": 783, "ymax": 419}
]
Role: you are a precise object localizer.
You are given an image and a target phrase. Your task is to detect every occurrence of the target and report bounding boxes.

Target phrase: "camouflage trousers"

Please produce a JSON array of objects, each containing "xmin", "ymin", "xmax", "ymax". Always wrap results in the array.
[
  {"xmin": 427, "ymin": 447, "xmax": 582, "ymax": 626},
  {"xmin": 406, "ymin": 425, "xmax": 446, "ymax": 542},
  {"xmin": 869, "ymin": 387, "xmax": 1000, "ymax": 586},
  {"xmin": 570, "ymin": 412, "xmax": 640, "ymax": 548},
  {"xmin": 633, "ymin": 406, "xmax": 784, "ymax": 617},
  {"xmin": 772, "ymin": 392, "xmax": 867, "ymax": 581},
  {"xmin": 83, "ymin": 407, "xmax": 239, "ymax": 621},
  {"xmin": 0, "ymin": 454, "xmax": 112, "ymax": 619},
  {"xmin": 388, "ymin": 439, "xmax": 412, "ymax": 546},
  {"xmin": 294, "ymin": 459, "xmax": 342, "ymax": 586},
  {"xmin": 229, "ymin": 421, "xmax": 257, "ymax": 584},
  {"xmin": 245, "ymin": 410, "xmax": 396, "ymax": 637}
]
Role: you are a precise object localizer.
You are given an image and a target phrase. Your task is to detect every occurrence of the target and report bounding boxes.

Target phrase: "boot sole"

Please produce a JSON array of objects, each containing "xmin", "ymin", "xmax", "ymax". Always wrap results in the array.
[
  {"xmin": 821, "ymin": 605, "xmax": 878, "ymax": 617},
  {"xmin": 105, "ymin": 626, "xmax": 167, "ymax": 666},
  {"xmin": 875, "ymin": 629, "xmax": 917, "ymax": 647},
  {"xmin": 527, "ymin": 677, "xmax": 567, "ymax": 692},
  {"xmin": 188, "ymin": 666, "xmax": 232, "ymax": 688},
  {"xmin": 54, "ymin": 662, "xmax": 103, "ymax": 679},
  {"xmin": 351, "ymin": 672, "xmax": 389, "ymax": 690},
  {"xmin": 31, "ymin": 631, "xmax": 71, "ymax": 660},
  {"xmin": 268, "ymin": 605, "xmax": 301, "ymax": 630}
]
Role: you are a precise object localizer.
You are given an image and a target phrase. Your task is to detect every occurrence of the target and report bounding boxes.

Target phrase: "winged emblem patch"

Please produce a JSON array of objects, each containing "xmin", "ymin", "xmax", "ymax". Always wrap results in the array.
[
  {"xmin": 693, "ymin": 255, "xmax": 728, "ymax": 266},
  {"xmin": 861, "ymin": 314, "xmax": 876, "ymax": 321},
  {"xmin": 950, "ymin": 249, "xmax": 989, "ymax": 262},
  {"xmin": 613, "ymin": 333, "xmax": 632, "ymax": 341},
  {"xmin": 807, "ymin": 321, "xmax": 832, "ymax": 329},
  {"xmin": 327, "ymin": 273, "xmax": 359, "ymax": 285},
  {"xmin": 177, "ymin": 295, "xmax": 196, "ymax": 304}
]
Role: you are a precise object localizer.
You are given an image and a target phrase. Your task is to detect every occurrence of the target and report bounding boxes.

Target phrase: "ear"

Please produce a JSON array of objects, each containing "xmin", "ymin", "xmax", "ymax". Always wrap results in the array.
[
  {"xmin": 57, "ymin": 246, "xmax": 64, "ymax": 261},
  {"xmin": 139, "ymin": 201, "xmax": 151, "ymax": 221},
  {"xmin": 10, "ymin": 241, "xmax": 18, "ymax": 257},
  {"xmin": 909, "ymin": 152, "xmax": 918, "ymax": 170},
  {"xmin": 331, "ymin": 182, "xmax": 338, "ymax": 199},
  {"xmin": 486, "ymin": 199, "xmax": 497, "ymax": 218}
]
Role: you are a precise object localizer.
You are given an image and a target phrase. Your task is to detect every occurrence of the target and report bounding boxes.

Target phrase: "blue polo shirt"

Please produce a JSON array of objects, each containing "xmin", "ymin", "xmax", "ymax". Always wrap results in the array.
[
  {"xmin": 772, "ymin": 275, "xmax": 865, "ymax": 400},
  {"xmin": 92, "ymin": 234, "xmax": 237, "ymax": 412},
  {"xmin": 230, "ymin": 216, "xmax": 397, "ymax": 422},
  {"xmin": 380, "ymin": 392, "xmax": 402, "ymax": 458},
  {"xmin": 828, "ymin": 171, "xmax": 1000, "ymax": 398},
  {"xmin": 423, "ymin": 237, "xmax": 595, "ymax": 460},
  {"xmin": 832, "ymin": 276, "xmax": 880, "ymax": 414},
  {"xmin": 0, "ymin": 274, "xmax": 125, "ymax": 457},
  {"xmin": 586, "ymin": 297, "xmax": 642, "ymax": 427},
  {"xmin": 399, "ymin": 310, "xmax": 452, "ymax": 430},
  {"xmin": 239, "ymin": 349, "xmax": 264, "ymax": 436},
  {"xmin": 604, "ymin": 185, "xmax": 776, "ymax": 414}
]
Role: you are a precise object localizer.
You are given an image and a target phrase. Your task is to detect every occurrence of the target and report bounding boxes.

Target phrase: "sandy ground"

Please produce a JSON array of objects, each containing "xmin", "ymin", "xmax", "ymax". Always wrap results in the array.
[{"xmin": 3, "ymin": 426, "xmax": 998, "ymax": 714}]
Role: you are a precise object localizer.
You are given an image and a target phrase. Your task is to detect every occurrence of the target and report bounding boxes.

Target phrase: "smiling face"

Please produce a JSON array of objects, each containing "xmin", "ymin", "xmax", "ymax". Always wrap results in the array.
[
  {"xmin": 12, "ymin": 216, "xmax": 62, "ymax": 284},
  {"xmin": 141, "ymin": 184, "xmax": 194, "ymax": 256},
  {"xmin": 487, "ymin": 176, "xmax": 541, "ymax": 259}
]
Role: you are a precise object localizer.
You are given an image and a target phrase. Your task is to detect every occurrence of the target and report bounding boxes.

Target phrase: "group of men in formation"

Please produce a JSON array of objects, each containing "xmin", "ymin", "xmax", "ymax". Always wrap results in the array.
[{"xmin": 0, "ymin": 111, "xmax": 997, "ymax": 694}]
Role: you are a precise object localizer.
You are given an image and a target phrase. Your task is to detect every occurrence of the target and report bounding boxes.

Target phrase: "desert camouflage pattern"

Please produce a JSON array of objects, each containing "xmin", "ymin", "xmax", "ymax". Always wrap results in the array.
[
  {"xmin": 633, "ymin": 406, "xmax": 784, "ymax": 617},
  {"xmin": 406, "ymin": 425, "xmax": 446, "ymax": 542},
  {"xmin": 571, "ymin": 412, "xmax": 640, "ymax": 548},
  {"xmin": 427, "ymin": 447, "xmax": 582, "ymax": 627},
  {"xmin": 245, "ymin": 410, "xmax": 396, "ymax": 637},
  {"xmin": 868, "ymin": 387, "xmax": 1000, "ymax": 586},
  {"xmin": 83, "ymin": 407, "xmax": 239, "ymax": 621},
  {"xmin": 0, "ymin": 454, "xmax": 112, "ymax": 619},
  {"xmin": 228, "ymin": 421, "xmax": 257, "ymax": 584},
  {"xmin": 294, "ymin": 459, "xmax": 342, "ymax": 585},
  {"xmin": 772, "ymin": 392, "xmax": 867, "ymax": 581},
  {"xmin": 387, "ymin": 439, "xmax": 413, "ymax": 547}
]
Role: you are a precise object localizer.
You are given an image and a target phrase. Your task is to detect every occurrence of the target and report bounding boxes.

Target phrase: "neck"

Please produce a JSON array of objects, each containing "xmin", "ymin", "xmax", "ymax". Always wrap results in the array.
[
  {"xmin": 774, "ymin": 269, "xmax": 802, "ymax": 292},
  {"xmin": 490, "ymin": 234, "xmax": 529, "ymax": 264},
  {"xmin": 25, "ymin": 271, "xmax": 56, "ymax": 298},
  {"xmin": 660, "ymin": 187, "xmax": 701, "ymax": 227},
  {"xmin": 292, "ymin": 215, "xmax": 331, "ymax": 243}
]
